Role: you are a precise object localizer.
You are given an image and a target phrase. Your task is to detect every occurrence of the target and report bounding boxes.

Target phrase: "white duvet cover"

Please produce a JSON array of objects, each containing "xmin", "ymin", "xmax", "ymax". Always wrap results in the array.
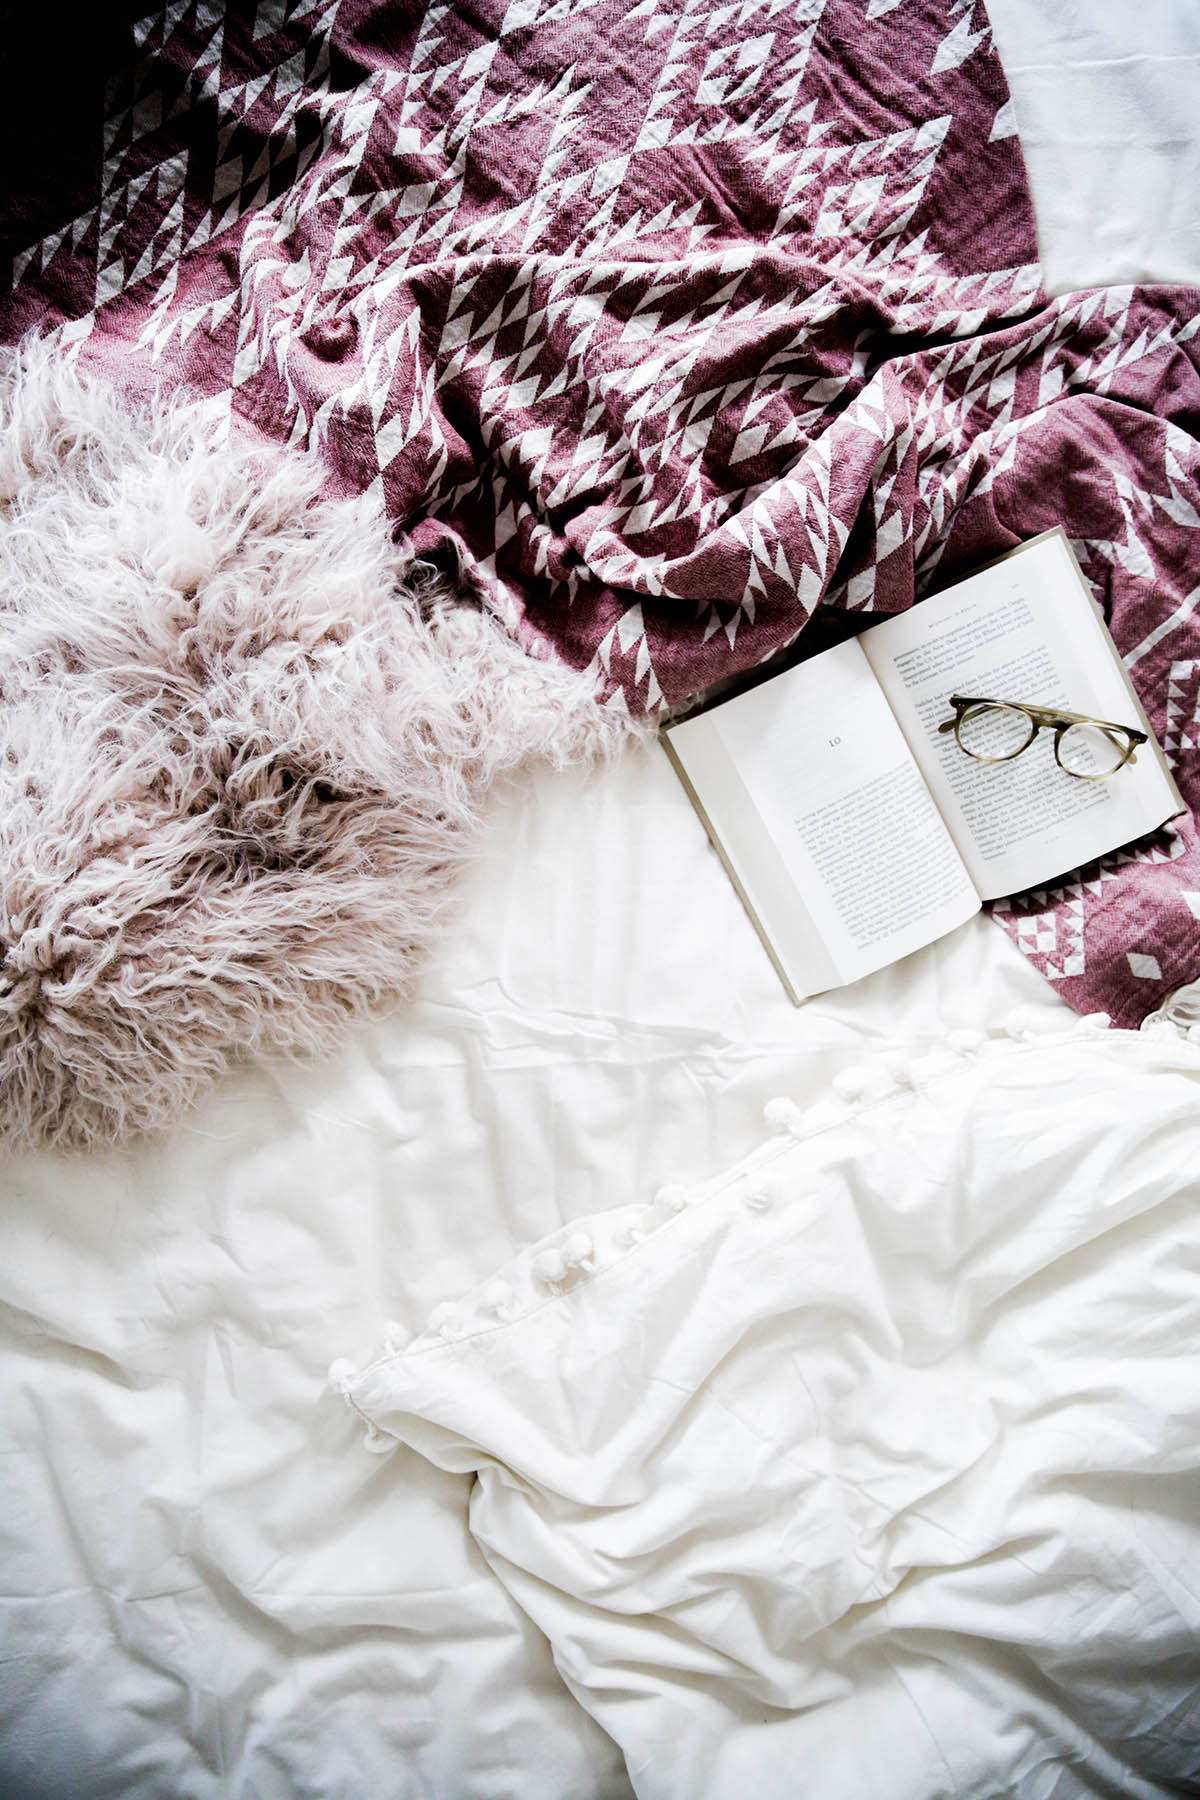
[
  {"xmin": 343, "ymin": 1021, "xmax": 1200, "ymax": 1800},
  {"xmin": 3, "ymin": 6, "xmax": 1200, "ymax": 1798}
]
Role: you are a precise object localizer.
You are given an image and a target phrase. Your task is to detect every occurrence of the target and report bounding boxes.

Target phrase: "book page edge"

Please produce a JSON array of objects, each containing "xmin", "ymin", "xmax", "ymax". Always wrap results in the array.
[{"xmin": 659, "ymin": 727, "xmax": 838, "ymax": 1004}]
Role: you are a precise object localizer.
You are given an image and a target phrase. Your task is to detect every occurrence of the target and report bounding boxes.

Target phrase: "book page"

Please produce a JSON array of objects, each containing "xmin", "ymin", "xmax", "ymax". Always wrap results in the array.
[
  {"xmin": 682, "ymin": 637, "xmax": 979, "ymax": 991},
  {"xmin": 861, "ymin": 534, "xmax": 1179, "ymax": 900}
]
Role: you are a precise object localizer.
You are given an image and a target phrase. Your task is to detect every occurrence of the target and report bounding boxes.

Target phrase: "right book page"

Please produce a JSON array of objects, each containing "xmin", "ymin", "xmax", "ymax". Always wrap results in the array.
[{"xmin": 860, "ymin": 531, "xmax": 1182, "ymax": 901}]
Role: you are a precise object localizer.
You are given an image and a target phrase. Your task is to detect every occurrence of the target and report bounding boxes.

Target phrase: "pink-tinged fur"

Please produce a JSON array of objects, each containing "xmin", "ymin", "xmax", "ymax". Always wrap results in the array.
[{"xmin": 0, "ymin": 341, "xmax": 635, "ymax": 1152}]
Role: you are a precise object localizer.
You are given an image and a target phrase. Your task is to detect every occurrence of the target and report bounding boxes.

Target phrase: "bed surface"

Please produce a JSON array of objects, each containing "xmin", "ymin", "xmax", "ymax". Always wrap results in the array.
[{"xmin": 3, "ymin": 5, "xmax": 1200, "ymax": 1797}]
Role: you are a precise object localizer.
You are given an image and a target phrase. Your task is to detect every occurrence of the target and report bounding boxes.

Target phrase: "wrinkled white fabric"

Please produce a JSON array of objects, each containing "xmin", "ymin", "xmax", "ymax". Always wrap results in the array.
[
  {"xmin": 0, "ymin": 749, "xmax": 1050, "ymax": 1800},
  {"xmin": 346, "ymin": 1025, "xmax": 1200, "ymax": 1800},
  {"xmin": 4, "ymin": 6, "xmax": 1200, "ymax": 1796}
]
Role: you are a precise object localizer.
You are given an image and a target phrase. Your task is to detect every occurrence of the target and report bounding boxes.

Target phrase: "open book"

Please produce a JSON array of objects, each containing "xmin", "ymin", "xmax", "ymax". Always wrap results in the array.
[{"xmin": 662, "ymin": 529, "xmax": 1184, "ymax": 1003}]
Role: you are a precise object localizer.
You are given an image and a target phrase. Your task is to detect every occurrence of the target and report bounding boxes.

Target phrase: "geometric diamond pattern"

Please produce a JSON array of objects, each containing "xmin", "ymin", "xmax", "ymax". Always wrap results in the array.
[
  {"xmin": 1, "ymin": 0, "xmax": 1044, "ymax": 715},
  {"xmin": 3, "ymin": 0, "xmax": 1200, "ymax": 1027}
]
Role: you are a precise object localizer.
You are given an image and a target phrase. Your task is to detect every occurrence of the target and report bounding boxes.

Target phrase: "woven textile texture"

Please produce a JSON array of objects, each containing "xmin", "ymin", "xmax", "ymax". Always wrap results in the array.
[{"xmin": 2, "ymin": 0, "xmax": 1199, "ymax": 1025}]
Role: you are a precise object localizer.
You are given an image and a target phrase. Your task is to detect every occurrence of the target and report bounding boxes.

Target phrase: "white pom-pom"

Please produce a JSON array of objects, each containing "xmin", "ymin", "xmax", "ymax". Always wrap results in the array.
[
  {"xmin": 327, "ymin": 1358, "xmax": 357, "ymax": 1394},
  {"xmin": 482, "ymin": 1280, "xmax": 514, "ymax": 1317},
  {"xmin": 763, "ymin": 1096, "xmax": 795, "ymax": 1131},
  {"xmin": 765, "ymin": 1097, "xmax": 807, "ymax": 1136},
  {"xmin": 533, "ymin": 1247, "xmax": 568, "ymax": 1288},
  {"xmin": 881, "ymin": 1052, "xmax": 913, "ymax": 1087},
  {"xmin": 832, "ymin": 1067, "xmax": 868, "ymax": 1103},
  {"xmin": 562, "ymin": 1230, "xmax": 595, "ymax": 1266},
  {"xmin": 948, "ymin": 1028, "xmax": 985, "ymax": 1055},
  {"xmin": 654, "ymin": 1185, "xmax": 689, "ymax": 1215},
  {"xmin": 1002, "ymin": 1005, "xmax": 1044, "ymax": 1042},
  {"xmin": 1078, "ymin": 1011, "xmax": 1112, "ymax": 1033},
  {"xmin": 427, "ymin": 1300, "xmax": 463, "ymax": 1338},
  {"xmin": 382, "ymin": 1319, "xmax": 410, "ymax": 1355}
]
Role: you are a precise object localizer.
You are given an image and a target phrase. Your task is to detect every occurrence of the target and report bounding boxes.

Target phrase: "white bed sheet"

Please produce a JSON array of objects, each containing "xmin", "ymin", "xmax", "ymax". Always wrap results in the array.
[
  {"xmin": 3, "ymin": 6, "xmax": 1200, "ymax": 1798},
  {"xmin": 987, "ymin": 0, "xmax": 1200, "ymax": 297}
]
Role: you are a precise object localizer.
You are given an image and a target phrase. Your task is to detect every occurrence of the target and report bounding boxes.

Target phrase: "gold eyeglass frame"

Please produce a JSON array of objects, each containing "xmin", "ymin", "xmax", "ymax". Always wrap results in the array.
[{"xmin": 937, "ymin": 694, "xmax": 1148, "ymax": 781}]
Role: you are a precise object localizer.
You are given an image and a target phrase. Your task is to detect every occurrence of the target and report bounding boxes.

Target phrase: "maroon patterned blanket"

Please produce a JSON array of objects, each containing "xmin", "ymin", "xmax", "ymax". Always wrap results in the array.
[{"xmin": 4, "ymin": 0, "xmax": 1199, "ymax": 1026}]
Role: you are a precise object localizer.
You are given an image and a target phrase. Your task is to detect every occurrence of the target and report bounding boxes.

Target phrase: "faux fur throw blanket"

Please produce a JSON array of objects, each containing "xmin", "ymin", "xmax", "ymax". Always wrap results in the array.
[
  {"xmin": 2, "ymin": 0, "xmax": 1200, "ymax": 1051},
  {"xmin": 0, "ymin": 345, "xmax": 625, "ymax": 1149}
]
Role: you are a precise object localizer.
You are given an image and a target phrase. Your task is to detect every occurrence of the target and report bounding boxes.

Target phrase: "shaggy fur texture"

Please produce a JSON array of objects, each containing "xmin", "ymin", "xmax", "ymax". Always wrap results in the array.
[{"xmin": 0, "ymin": 341, "xmax": 632, "ymax": 1153}]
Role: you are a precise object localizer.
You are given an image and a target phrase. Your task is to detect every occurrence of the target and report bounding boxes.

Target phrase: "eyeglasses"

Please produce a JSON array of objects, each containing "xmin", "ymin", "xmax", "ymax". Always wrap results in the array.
[{"xmin": 937, "ymin": 695, "xmax": 1147, "ymax": 781}]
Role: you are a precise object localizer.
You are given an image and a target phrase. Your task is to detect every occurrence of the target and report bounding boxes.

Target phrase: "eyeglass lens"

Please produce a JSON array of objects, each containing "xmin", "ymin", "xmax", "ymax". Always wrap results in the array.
[
  {"xmin": 1055, "ymin": 721, "xmax": 1129, "ymax": 778},
  {"xmin": 955, "ymin": 704, "xmax": 1035, "ymax": 761}
]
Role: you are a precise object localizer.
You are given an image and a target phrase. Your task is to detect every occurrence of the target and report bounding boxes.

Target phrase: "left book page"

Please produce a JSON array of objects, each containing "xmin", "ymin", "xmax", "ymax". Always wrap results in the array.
[{"xmin": 662, "ymin": 636, "xmax": 980, "ymax": 1001}]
